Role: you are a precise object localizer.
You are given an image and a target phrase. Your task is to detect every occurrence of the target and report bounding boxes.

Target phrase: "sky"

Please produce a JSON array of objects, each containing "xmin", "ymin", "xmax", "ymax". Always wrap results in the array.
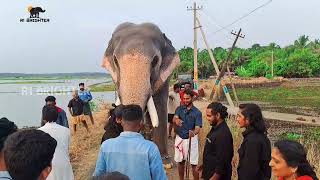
[{"xmin": 0, "ymin": 0, "xmax": 319, "ymax": 73}]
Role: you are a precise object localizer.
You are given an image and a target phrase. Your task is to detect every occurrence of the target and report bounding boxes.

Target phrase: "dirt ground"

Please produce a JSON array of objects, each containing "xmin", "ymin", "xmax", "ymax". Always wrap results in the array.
[
  {"xmin": 70, "ymin": 79, "xmax": 320, "ymax": 179},
  {"xmin": 70, "ymin": 101, "xmax": 209, "ymax": 180}
]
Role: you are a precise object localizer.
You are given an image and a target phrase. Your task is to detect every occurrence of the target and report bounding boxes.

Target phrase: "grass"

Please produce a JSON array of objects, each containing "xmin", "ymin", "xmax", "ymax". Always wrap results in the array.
[
  {"xmin": 70, "ymin": 102, "xmax": 111, "ymax": 180},
  {"xmin": 89, "ymin": 84, "xmax": 115, "ymax": 92},
  {"xmin": 0, "ymin": 81, "xmax": 65, "ymax": 84},
  {"xmin": 233, "ymin": 86, "xmax": 320, "ymax": 108}
]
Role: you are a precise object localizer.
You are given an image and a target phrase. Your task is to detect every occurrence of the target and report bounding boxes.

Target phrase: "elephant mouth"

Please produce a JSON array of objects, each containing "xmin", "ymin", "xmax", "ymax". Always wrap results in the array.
[{"xmin": 115, "ymin": 95, "xmax": 159, "ymax": 128}]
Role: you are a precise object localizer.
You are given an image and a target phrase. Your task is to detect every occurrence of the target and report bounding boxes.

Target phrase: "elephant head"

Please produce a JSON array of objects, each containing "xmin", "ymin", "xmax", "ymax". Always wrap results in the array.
[{"xmin": 102, "ymin": 22, "xmax": 180, "ymax": 127}]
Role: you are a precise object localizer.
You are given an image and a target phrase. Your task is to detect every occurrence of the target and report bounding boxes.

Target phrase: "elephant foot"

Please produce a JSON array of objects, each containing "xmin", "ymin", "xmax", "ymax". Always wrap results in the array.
[{"xmin": 162, "ymin": 155, "xmax": 174, "ymax": 169}]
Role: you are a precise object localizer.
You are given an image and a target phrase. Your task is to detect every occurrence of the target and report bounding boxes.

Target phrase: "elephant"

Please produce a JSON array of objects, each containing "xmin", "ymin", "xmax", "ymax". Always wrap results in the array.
[
  {"xmin": 102, "ymin": 22, "xmax": 180, "ymax": 161},
  {"xmin": 28, "ymin": 7, "xmax": 46, "ymax": 18}
]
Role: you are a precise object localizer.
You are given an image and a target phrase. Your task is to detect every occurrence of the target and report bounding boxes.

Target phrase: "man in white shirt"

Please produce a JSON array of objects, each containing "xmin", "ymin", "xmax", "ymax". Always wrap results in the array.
[
  {"xmin": 167, "ymin": 83, "xmax": 181, "ymax": 138},
  {"xmin": 38, "ymin": 105, "xmax": 74, "ymax": 180}
]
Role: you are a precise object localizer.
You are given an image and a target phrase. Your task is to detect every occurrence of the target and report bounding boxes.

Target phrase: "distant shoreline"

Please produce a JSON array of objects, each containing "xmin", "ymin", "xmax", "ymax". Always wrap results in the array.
[{"xmin": 0, "ymin": 72, "xmax": 110, "ymax": 80}]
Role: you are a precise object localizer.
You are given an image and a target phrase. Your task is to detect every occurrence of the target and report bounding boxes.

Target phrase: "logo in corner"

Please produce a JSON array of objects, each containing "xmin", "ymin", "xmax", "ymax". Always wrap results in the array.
[{"xmin": 20, "ymin": 6, "xmax": 50, "ymax": 23}]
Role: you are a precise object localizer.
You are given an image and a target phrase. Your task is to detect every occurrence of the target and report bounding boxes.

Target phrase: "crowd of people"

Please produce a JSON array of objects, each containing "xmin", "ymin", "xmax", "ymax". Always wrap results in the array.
[{"xmin": 0, "ymin": 82, "xmax": 318, "ymax": 180}]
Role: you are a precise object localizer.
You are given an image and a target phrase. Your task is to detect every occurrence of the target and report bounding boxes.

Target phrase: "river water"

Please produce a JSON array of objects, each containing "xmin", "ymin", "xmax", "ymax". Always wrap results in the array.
[{"xmin": 0, "ymin": 78, "xmax": 115, "ymax": 127}]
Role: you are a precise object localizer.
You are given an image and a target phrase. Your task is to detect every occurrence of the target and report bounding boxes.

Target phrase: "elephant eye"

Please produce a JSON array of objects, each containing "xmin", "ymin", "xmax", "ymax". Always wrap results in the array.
[
  {"xmin": 113, "ymin": 55, "xmax": 119, "ymax": 69},
  {"xmin": 151, "ymin": 56, "xmax": 159, "ymax": 68}
]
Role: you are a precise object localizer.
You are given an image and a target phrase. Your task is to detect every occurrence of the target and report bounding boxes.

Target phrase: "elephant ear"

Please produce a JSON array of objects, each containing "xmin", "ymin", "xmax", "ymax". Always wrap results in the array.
[
  {"xmin": 154, "ymin": 34, "xmax": 180, "ymax": 91},
  {"xmin": 102, "ymin": 38, "xmax": 118, "ymax": 83}
]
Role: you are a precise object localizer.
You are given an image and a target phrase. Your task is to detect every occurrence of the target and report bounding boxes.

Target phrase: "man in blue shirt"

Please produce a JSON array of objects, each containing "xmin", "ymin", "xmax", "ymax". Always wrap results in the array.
[
  {"xmin": 174, "ymin": 89, "xmax": 202, "ymax": 180},
  {"xmin": 78, "ymin": 83, "xmax": 94, "ymax": 125},
  {"xmin": 41, "ymin": 96, "xmax": 69, "ymax": 128},
  {"xmin": 93, "ymin": 104, "xmax": 167, "ymax": 180}
]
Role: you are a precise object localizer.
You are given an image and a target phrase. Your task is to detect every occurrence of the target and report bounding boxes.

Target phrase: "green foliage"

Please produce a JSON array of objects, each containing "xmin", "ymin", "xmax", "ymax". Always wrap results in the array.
[
  {"xmin": 176, "ymin": 35, "xmax": 320, "ymax": 78},
  {"xmin": 235, "ymin": 66, "xmax": 252, "ymax": 77},
  {"xmin": 280, "ymin": 132, "xmax": 303, "ymax": 141},
  {"xmin": 279, "ymin": 128, "xmax": 320, "ymax": 142},
  {"xmin": 265, "ymin": 74, "xmax": 273, "ymax": 79},
  {"xmin": 89, "ymin": 101, "xmax": 98, "ymax": 112},
  {"xmin": 233, "ymin": 86, "xmax": 320, "ymax": 108}
]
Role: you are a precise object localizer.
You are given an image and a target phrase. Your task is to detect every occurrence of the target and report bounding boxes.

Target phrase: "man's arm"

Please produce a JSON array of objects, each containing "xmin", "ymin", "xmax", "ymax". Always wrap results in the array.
[
  {"xmin": 168, "ymin": 91, "xmax": 175, "ymax": 100},
  {"xmin": 41, "ymin": 106, "xmax": 46, "ymax": 126},
  {"xmin": 210, "ymin": 173, "xmax": 221, "ymax": 180},
  {"xmin": 61, "ymin": 110, "xmax": 69, "ymax": 128},
  {"xmin": 149, "ymin": 144, "xmax": 168, "ymax": 180},
  {"xmin": 190, "ymin": 111, "xmax": 202, "ymax": 137},
  {"xmin": 93, "ymin": 147, "xmax": 106, "ymax": 177},
  {"xmin": 174, "ymin": 107, "xmax": 183, "ymax": 127},
  {"xmin": 87, "ymin": 91, "xmax": 93, "ymax": 101},
  {"xmin": 173, "ymin": 115, "xmax": 183, "ymax": 127},
  {"xmin": 68, "ymin": 107, "xmax": 73, "ymax": 117},
  {"xmin": 189, "ymin": 126, "xmax": 200, "ymax": 137}
]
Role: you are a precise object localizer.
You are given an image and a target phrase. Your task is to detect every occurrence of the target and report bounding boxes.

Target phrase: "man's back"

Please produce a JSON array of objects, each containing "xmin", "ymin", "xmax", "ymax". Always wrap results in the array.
[
  {"xmin": 94, "ymin": 132, "xmax": 167, "ymax": 180},
  {"xmin": 38, "ymin": 123, "xmax": 74, "ymax": 180}
]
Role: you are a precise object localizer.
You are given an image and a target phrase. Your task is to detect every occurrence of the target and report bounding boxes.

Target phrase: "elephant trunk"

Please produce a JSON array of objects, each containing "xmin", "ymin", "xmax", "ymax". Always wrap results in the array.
[{"xmin": 117, "ymin": 53, "xmax": 159, "ymax": 127}]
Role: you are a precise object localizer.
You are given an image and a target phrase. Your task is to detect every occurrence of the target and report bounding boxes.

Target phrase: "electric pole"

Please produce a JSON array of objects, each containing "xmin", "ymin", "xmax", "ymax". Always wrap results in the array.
[
  {"xmin": 187, "ymin": 2, "xmax": 202, "ymax": 91},
  {"xmin": 271, "ymin": 50, "xmax": 274, "ymax": 77}
]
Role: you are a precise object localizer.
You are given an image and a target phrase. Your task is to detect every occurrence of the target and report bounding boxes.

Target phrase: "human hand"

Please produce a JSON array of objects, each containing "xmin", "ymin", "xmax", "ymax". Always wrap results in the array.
[
  {"xmin": 175, "ymin": 118, "xmax": 183, "ymax": 127},
  {"xmin": 195, "ymin": 164, "xmax": 203, "ymax": 172},
  {"xmin": 189, "ymin": 130, "xmax": 195, "ymax": 138},
  {"xmin": 196, "ymin": 164, "xmax": 203, "ymax": 177}
]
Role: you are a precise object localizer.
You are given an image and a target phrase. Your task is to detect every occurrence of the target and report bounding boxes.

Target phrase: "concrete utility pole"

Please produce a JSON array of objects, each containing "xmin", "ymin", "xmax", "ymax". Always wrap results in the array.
[
  {"xmin": 187, "ymin": 2, "xmax": 202, "ymax": 91},
  {"xmin": 196, "ymin": 17, "xmax": 220, "ymax": 74},
  {"xmin": 271, "ymin": 50, "xmax": 274, "ymax": 77},
  {"xmin": 211, "ymin": 29, "xmax": 245, "ymax": 108}
]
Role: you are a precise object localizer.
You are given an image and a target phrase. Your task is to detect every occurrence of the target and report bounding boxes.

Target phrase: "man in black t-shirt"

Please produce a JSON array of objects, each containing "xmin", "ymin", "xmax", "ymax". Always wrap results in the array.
[
  {"xmin": 197, "ymin": 102, "xmax": 233, "ymax": 180},
  {"xmin": 68, "ymin": 90, "xmax": 89, "ymax": 133}
]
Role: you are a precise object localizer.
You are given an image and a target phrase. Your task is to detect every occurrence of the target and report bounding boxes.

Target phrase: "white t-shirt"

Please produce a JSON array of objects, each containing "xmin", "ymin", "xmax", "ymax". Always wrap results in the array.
[
  {"xmin": 38, "ymin": 122, "xmax": 74, "ymax": 180},
  {"xmin": 167, "ymin": 91, "xmax": 181, "ymax": 114}
]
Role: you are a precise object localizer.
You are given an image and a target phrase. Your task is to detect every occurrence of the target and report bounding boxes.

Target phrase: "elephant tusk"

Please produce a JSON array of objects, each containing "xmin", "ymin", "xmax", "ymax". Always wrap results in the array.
[
  {"xmin": 147, "ymin": 97, "xmax": 159, "ymax": 128},
  {"xmin": 115, "ymin": 95, "xmax": 121, "ymax": 106}
]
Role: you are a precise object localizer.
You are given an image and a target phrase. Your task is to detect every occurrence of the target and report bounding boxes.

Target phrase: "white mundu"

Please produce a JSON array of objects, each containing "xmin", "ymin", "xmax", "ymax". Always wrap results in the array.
[
  {"xmin": 174, "ymin": 135, "xmax": 199, "ymax": 165},
  {"xmin": 39, "ymin": 122, "xmax": 74, "ymax": 180}
]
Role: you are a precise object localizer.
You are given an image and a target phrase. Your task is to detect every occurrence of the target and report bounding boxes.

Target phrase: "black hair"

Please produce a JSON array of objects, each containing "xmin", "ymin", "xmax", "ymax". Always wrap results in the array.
[
  {"xmin": 43, "ymin": 105, "xmax": 58, "ymax": 123},
  {"xmin": 45, "ymin": 96, "xmax": 56, "ymax": 102},
  {"xmin": 92, "ymin": 171, "xmax": 129, "ymax": 180},
  {"xmin": 0, "ymin": 117, "xmax": 18, "ymax": 151},
  {"xmin": 274, "ymin": 140, "xmax": 318, "ymax": 180},
  {"xmin": 79, "ymin": 83, "xmax": 85, "ymax": 86},
  {"xmin": 4, "ymin": 129, "xmax": 57, "ymax": 180},
  {"xmin": 173, "ymin": 83, "xmax": 180, "ymax": 90},
  {"xmin": 184, "ymin": 89, "xmax": 194, "ymax": 98},
  {"xmin": 239, "ymin": 103, "xmax": 267, "ymax": 133},
  {"xmin": 114, "ymin": 104, "xmax": 124, "ymax": 118},
  {"xmin": 121, "ymin": 104, "xmax": 143, "ymax": 122},
  {"xmin": 207, "ymin": 102, "xmax": 228, "ymax": 119}
]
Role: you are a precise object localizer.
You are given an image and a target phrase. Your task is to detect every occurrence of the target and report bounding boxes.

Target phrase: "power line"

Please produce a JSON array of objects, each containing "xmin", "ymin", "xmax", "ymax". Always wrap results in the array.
[
  {"xmin": 198, "ymin": 11, "xmax": 234, "ymax": 42},
  {"xmin": 199, "ymin": 10, "xmax": 255, "ymax": 48},
  {"xmin": 198, "ymin": 12, "xmax": 251, "ymax": 48},
  {"xmin": 212, "ymin": 0, "xmax": 272, "ymax": 34}
]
